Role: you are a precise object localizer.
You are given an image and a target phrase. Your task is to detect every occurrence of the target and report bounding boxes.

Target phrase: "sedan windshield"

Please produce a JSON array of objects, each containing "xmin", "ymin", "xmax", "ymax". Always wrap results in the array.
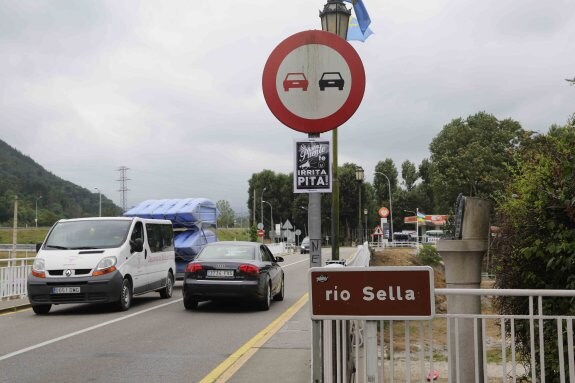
[
  {"xmin": 198, "ymin": 245, "xmax": 255, "ymax": 260},
  {"xmin": 45, "ymin": 220, "xmax": 132, "ymax": 250}
]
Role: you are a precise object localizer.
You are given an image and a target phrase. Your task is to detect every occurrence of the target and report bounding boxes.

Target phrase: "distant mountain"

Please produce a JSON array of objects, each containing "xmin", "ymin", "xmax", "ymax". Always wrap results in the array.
[{"xmin": 0, "ymin": 139, "xmax": 122, "ymax": 226}]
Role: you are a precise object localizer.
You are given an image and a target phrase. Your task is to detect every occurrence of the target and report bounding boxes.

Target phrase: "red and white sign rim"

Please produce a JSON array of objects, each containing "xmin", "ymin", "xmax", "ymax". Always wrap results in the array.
[
  {"xmin": 262, "ymin": 30, "xmax": 366, "ymax": 134},
  {"xmin": 378, "ymin": 207, "xmax": 390, "ymax": 218}
]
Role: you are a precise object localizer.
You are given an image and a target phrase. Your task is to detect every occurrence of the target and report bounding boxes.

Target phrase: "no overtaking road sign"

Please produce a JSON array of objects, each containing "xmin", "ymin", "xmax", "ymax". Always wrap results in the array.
[{"xmin": 262, "ymin": 30, "xmax": 366, "ymax": 134}]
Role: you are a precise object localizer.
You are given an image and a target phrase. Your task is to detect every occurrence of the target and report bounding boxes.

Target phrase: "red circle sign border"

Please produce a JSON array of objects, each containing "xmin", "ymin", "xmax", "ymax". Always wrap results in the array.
[
  {"xmin": 262, "ymin": 30, "xmax": 366, "ymax": 134},
  {"xmin": 378, "ymin": 207, "xmax": 390, "ymax": 218}
]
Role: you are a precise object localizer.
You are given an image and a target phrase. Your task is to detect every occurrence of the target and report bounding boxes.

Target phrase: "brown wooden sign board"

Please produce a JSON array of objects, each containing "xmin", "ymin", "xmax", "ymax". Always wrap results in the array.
[{"xmin": 309, "ymin": 266, "xmax": 435, "ymax": 320}]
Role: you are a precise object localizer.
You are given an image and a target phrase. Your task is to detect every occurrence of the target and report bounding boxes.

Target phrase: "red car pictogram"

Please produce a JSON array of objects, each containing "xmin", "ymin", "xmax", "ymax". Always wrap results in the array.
[{"xmin": 283, "ymin": 72, "xmax": 309, "ymax": 91}]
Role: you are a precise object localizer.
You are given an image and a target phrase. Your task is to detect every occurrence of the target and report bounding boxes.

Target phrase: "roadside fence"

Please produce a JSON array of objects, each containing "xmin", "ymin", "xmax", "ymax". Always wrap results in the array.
[{"xmin": 0, "ymin": 257, "xmax": 34, "ymax": 300}]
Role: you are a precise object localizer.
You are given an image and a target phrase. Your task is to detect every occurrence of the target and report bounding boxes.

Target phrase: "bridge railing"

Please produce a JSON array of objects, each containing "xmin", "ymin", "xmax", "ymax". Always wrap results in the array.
[{"xmin": 321, "ymin": 287, "xmax": 575, "ymax": 382}]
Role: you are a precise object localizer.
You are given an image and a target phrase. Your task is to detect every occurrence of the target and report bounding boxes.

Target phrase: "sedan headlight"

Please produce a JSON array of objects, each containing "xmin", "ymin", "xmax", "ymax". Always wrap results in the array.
[{"xmin": 93, "ymin": 256, "xmax": 117, "ymax": 277}]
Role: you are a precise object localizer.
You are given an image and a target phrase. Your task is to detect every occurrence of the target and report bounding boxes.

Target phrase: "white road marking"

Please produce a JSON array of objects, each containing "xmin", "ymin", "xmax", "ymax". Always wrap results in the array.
[{"xmin": 0, "ymin": 298, "xmax": 182, "ymax": 362}]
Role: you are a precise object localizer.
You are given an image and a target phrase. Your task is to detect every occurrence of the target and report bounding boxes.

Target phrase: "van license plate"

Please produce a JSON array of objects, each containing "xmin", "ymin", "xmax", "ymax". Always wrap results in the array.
[
  {"xmin": 51, "ymin": 287, "xmax": 81, "ymax": 294},
  {"xmin": 206, "ymin": 270, "xmax": 234, "ymax": 278}
]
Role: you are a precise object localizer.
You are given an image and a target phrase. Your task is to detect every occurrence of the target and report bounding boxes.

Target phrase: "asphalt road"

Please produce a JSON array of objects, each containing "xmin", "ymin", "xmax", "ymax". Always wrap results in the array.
[{"xmin": 0, "ymin": 248, "xmax": 355, "ymax": 383}]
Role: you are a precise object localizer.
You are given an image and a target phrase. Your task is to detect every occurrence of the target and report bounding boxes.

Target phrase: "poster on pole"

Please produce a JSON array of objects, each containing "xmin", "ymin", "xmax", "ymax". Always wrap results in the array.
[{"xmin": 294, "ymin": 137, "xmax": 332, "ymax": 193}]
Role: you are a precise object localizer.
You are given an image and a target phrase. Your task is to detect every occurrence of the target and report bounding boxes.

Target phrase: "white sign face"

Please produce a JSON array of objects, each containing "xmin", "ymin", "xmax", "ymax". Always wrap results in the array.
[
  {"xmin": 293, "ymin": 137, "xmax": 332, "ymax": 193},
  {"xmin": 276, "ymin": 45, "xmax": 352, "ymax": 120}
]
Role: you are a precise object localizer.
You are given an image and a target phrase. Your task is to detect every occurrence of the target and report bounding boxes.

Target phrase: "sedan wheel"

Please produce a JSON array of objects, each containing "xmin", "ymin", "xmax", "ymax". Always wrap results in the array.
[
  {"xmin": 273, "ymin": 276, "xmax": 284, "ymax": 301},
  {"xmin": 258, "ymin": 279, "xmax": 272, "ymax": 311},
  {"xmin": 184, "ymin": 298, "xmax": 198, "ymax": 311}
]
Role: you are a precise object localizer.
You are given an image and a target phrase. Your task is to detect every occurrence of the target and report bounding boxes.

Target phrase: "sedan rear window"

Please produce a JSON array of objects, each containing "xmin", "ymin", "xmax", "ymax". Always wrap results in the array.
[{"xmin": 198, "ymin": 246, "xmax": 256, "ymax": 260}]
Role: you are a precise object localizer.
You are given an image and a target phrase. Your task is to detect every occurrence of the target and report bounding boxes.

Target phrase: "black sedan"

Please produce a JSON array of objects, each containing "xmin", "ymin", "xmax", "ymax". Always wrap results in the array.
[{"xmin": 182, "ymin": 241, "xmax": 285, "ymax": 311}]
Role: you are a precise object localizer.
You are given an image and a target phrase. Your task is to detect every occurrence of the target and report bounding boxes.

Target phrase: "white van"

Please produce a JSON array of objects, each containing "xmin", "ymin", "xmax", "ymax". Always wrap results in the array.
[{"xmin": 27, "ymin": 217, "xmax": 176, "ymax": 315}]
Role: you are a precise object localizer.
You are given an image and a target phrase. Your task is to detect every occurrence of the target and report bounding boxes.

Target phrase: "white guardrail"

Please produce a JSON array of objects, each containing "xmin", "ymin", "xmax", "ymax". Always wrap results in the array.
[{"xmin": 0, "ymin": 257, "xmax": 34, "ymax": 300}]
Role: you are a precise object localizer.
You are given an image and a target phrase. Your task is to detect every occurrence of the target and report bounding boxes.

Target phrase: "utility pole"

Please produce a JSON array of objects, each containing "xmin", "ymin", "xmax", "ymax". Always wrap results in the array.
[
  {"xmin": 11, "ymin": 196, "xmax": 18, "ymax": 268},
  {"xmin": 117, "ymin": 166, "xmax": 130, "ymax": 212}
]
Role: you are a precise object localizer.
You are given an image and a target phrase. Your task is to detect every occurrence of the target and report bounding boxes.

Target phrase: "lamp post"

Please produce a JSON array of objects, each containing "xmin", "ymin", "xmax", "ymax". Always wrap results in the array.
[
  {"xmin": 260, "ymin": 187, "xmax": 266, "ymax": 243},
  {"xmin": 404, "ymin": 209, "xmax": 420, "ymax": 252},
  {"xmin": 262, "ymin": 200, "xmax": 273, "ymax": 242},
  {"xmin": 374, "ymin": 171, "xmax": 394, "ymax": 241},
  {"xmin": 320, "ymin": 0, "xmax": 350, "ymax": 260},
  {"xmin": 355, "ymin": 166, "xmax": 364, "ymax": 243},
  {"xmin": 95, "ymin": 188, "xmax": 101, "ymax": 217},
  {"xmin": 35, "ymin": 196, "xmax": 42, "ymax": 228}
]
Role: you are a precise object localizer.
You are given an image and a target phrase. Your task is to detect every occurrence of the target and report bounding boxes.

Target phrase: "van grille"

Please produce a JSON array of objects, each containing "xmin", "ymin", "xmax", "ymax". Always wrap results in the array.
[{"xmin": 47, "ymin": 269, "xmax": 92, "ymax": 276}]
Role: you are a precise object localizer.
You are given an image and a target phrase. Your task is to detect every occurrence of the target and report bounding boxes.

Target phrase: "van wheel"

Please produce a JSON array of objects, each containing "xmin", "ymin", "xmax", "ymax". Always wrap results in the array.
[
  {"xmin": 32, "ymin": 304, "xmax": 52, "ymax": 315},
  {"xmin": 160, "ymin": 272, "xmax": 174, "ymax": 299},
  {"xmin": 117, "ymin": 278, "xmax": 132, "ymax": 311}
]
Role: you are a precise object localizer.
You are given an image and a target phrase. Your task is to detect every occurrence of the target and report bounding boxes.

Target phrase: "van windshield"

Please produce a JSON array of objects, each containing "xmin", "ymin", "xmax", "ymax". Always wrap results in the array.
[{"xmin": 44, "ymin": 220, "xmax": 132, "ymax": 250}]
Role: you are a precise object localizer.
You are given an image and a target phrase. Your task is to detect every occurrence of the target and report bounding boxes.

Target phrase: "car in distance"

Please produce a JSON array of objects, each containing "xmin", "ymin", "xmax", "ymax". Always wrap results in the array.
[
  {"xmin": 319, "ymin": 72, "xmax": 344, "ymax": 91},
  {"xmin": 182, "ymin": 241, "xmax": 284, "ymax": 311},
  {"xmin": 283, "ymin": 72, "xmax": 309, "ymax": 91},
  {"xmin": 300, "ymin": 237, "xmax": 310, "ymax": 254}
]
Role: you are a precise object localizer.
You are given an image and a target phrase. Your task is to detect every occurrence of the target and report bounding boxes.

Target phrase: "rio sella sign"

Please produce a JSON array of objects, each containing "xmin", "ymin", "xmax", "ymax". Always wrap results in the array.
[{"xmin": 309, "ymin": 266, "xmax": 435, "ymax": 320}]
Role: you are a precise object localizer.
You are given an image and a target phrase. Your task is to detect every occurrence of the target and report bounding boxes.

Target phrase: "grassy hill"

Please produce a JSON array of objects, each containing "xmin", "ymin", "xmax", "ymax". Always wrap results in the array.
[{"xmin": 0, "ymin": 139, "xmax": 122, "ymax": 226}]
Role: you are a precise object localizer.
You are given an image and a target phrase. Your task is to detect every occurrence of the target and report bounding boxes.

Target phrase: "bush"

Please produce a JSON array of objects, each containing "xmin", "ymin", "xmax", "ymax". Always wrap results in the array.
[{"xmin": 417, "ymin": 245, "xmax": 441, "ymax": 267}]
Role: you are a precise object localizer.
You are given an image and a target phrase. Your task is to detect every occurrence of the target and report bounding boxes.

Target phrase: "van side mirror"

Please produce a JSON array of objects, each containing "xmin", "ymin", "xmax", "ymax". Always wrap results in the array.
[
  {"xmin": 275, "ymin": 256, "xmax": 284, "ymax": 263},
  {"xmin": 36, "ymin": 243, "xmax": 42, "ymax": 252},
  {"xmin": 130, "ymin": 238, "xmax": 144, "ymax": 253}
]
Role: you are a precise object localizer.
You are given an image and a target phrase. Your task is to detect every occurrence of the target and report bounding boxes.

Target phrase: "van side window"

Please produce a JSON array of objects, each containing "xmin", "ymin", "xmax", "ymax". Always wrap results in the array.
[
  {"xmin": 145, "ymin": 223, "xmax": 174, "ymax": 253},
  {"xmin": 131, "ymin": 222, "xmax": 144, "ymax": 243}
]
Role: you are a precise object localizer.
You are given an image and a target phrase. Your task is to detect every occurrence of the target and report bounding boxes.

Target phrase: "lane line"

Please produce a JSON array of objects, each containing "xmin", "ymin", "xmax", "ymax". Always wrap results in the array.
[
  {"xmin": 0, "ymin": 298, "xmax": 183, "ymax": 362},
  {"xmin": 199, "ymin": 293, "xmax": 309, "ymax": 383}
]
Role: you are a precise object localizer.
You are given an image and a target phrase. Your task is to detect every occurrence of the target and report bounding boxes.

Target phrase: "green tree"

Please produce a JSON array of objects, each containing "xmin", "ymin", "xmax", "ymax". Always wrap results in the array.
[
  {"xmin": 493, "ymin": 123, "xmax": 575, "ymax": 382},
  {"xmin": 401, "ymin": 160, "xmax": 419, "ymax": 192},
  {"xmin": 373, "ymin": 159, "xmax": 398, "ymax": 205},
  {"xmin": 429, "ymin": 112, "xmax": 527, "ymax": 211},
  {"xmin": 216, "ymin": 200, "xmax": 235, "ymax": 228}
]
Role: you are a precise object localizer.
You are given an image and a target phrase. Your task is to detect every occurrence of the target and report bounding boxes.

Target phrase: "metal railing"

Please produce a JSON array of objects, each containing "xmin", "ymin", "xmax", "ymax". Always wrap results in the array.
[
  {"xmin": 322, "ymin": 288, "xmax": 575, "ymax": 383},
  {"xmin": 0, "ymin": 257, "xmax": 34, "ymax": 300}
]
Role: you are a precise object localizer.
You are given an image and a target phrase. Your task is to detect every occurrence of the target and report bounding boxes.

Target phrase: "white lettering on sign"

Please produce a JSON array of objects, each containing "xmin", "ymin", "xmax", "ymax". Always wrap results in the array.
[
  {"xmin": 325, "ymin": 286, "xmax": 351, "ymax": 301},
  {"xmin": 362, "ymin": 286, "xmax": 415, "ymax": 301},
  {"xmin": 297, "ymin": 176, "xmax": 328, "ymax": 186}
]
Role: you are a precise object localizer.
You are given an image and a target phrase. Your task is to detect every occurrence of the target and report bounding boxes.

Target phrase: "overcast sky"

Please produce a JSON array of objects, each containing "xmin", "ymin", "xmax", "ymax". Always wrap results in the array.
[{"xmin": 1, "ymin": 0, "xmax": 573, "ymax": 215}]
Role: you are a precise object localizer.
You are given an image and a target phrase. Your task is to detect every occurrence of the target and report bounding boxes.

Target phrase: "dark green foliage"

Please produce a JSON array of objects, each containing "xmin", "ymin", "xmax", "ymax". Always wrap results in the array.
[
  {"xmin": 0, "ymin": 139, "xmax": 122, "ymax": 226},
  {"xmin": 429, "ymin": 112, "xmax": 527, "ymax": 211},
  {"xmin": 417, "ymin": 245, "xmax": 442, "ymax": 267},
  {"xmin": 493, "ymin": 124, "xmax": 575, "ymax": 382}
]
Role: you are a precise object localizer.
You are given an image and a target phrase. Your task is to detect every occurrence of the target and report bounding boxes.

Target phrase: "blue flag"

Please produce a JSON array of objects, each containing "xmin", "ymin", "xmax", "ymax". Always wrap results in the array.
[
  {"xmin": 344, "ymin": 0, "xmax": 371, "ymax": 34},
  {"xmin": 347, "ymin": 17, "xmax": 373, "ymax": 42}
]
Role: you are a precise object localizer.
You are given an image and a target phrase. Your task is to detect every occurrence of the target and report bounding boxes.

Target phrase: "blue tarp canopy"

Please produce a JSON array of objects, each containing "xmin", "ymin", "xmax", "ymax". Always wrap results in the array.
[
  {"xmin": 124, "ymin": 198, "xmax": 218, "ymax": 228},
  {"xmin": 174, "ymin": 229, "xmax": 217, "ymax": 256}
]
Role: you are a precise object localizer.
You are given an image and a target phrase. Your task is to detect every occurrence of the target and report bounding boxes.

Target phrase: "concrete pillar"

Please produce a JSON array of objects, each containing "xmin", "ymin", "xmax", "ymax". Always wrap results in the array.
[{"xmin": 437, "ymin": 197, "xmax": 490, "ymax": 381}]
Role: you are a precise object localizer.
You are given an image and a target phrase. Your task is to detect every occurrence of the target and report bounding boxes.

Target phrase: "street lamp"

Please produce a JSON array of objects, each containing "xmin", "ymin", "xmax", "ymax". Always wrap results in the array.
[
  {"xmin": 374, "ymin": 171, "xmax": 394, "ymax": 241},
  {"xmin": 320, "ymin": 0, "xmax": 350, "ymax": 261},
  {"xmin": 260, "ymin": 187, "xmax": 266, "ymax": 243},
  {"xmin": 35, "ymin": 196, "xmax": 42, "ymax": 228},
  {"xmin": 262, "ymin": 200, "xmax": 273, "ymax": 242},
  {"xmin": 95, "ymin": 188, "xmax": 101, "ymax": 217},
  {"xmin": 355, "ymin": 166, "xmax": 364, "ymax": 243}
]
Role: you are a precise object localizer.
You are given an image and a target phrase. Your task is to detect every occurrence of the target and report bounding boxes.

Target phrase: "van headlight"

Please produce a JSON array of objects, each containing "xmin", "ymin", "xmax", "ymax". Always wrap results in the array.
[
  {"xmin": 32, "ymin": 258, "xmax": 46, "ymax": 278},
  {"xmin": 93, "ymin": 256, "xmax": 117, "ymax": 277}
]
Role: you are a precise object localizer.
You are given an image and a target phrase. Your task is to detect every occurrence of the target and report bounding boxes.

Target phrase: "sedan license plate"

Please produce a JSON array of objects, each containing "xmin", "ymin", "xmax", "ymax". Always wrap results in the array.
[
  {"xmin": 206, "ymin": 270, "xmax": 234, "ymax": 278},
  {"xmin": 51, "ymin": 287, "xmax": 81, "ymax": 294}
]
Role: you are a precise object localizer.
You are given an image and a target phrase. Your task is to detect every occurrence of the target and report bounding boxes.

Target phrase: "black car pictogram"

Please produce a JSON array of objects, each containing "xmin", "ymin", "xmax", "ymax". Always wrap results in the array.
[{"xmin": 319, "ymin": 72, "xmax": 344, "ymax": 91}]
